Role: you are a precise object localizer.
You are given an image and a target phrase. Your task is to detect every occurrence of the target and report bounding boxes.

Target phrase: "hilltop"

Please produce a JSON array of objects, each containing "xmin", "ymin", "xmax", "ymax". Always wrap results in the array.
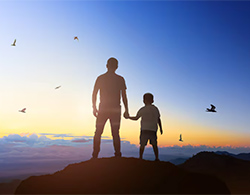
[
  {"xmin": 180, "ymin": 151, "xmax": 250, "ymax": 194},
  {"xmin": 215, "ymin": 151, "xmax": 250, "ymax": 161},
  {"xmin": 15, "ymin": 157, "xmax": 229, "ymax": 194}
]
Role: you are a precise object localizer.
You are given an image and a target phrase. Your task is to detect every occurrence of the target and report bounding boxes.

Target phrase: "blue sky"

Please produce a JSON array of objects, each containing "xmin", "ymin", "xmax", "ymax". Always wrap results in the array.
[{"xmin": 1, "ymin": 1, "xmax": 250, "ymax": 147}]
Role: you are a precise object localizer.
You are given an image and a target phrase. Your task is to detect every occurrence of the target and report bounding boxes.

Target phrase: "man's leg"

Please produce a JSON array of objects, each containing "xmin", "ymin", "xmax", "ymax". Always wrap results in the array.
[
  {"xmin": 139, "ymin": 145, "xmax": 145, "ymax": 159},
  {"xmin": 110, "ymin": 109, "xmax": 121, "ymax": 157},
  {"xmin": 92, "ymin": 112, "xmax": 108, "ymax": 158}
]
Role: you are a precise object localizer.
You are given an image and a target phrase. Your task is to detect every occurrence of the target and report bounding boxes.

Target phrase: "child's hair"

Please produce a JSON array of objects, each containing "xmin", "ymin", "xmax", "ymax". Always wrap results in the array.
[{"xmin": 143, "ymin": 93, "xmax": 154, "ymax": 103}]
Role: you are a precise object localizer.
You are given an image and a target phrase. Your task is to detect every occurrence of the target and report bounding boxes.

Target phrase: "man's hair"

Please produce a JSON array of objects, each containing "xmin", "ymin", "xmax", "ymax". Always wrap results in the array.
[
  {"xmin": 143, "ymin": 93, "xmax": 154, "ymax": 103},
  {"xmin": 107, "ymin": 57, "xmax": 118, "ymax": 70}
]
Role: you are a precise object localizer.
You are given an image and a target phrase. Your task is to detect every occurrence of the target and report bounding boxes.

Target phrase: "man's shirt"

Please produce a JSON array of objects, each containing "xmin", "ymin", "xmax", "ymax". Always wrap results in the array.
[{"xmin": 94, "ymin": 72, "xmax": 127, "ymax": 109}]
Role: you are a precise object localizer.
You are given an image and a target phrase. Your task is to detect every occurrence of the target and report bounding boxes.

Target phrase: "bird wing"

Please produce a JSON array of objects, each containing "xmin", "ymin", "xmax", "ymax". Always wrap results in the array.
[
  {"xmin": 20, "ymin": 108, "xmax": 26, "ymax": 112},
  {"xmin": 211, "ymin": 104, "xmax": 216, "ymax": 110},
  {"xmin": 13, "ymin": 39, "xmax": 16, "ymax": 44}
]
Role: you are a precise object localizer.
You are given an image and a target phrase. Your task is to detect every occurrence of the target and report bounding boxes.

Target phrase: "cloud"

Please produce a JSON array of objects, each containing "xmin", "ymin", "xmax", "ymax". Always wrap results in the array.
[
  {"xmin": 0, "ymin": 134, "xmax": 116, "ymax": 151},
  {"xmin": 0, "ymin": 133, "xmax": 48, "ymax": 147},
  {"xmin": 72, "ymin": 139, "xmax": 90, "ymax": 143},
  {"xmin": 1, "ymin": 134, "xmax": 250, "ymax": 155},
  {"xmin": 0, "ymin": 134, "xmax": 92, "ymax": 148},
  {"xmin": 0, "ymin": 144, "xmax": 93, "ymax": 181},
  {"xmin": 39, "ymin": 133, "xmax": 111, "ymax": 139},
  {"xmin": 1, "ymin": 133, "xmax": 250, "ymax": 182},
  {"xmin": 39, "ymin": 133, "xmax": 80, "ymax": 138}
]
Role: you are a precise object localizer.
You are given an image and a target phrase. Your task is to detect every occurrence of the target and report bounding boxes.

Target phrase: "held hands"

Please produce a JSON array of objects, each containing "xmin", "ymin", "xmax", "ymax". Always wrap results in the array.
[{"xmin": 123, "ymin": 111, "xmax": 129, "ymax": 119}]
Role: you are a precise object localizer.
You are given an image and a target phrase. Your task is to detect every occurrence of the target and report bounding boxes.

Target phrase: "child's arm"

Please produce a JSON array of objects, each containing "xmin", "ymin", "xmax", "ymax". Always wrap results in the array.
[
  {"xmin": 123, "ymin": 113, "xmax": 140, "ymax": 120},
  {"xmin": 124, "ymin": 109, "xmax": 141, "ymax": 120},
  {"xmin": 158, "ymin": 117, "xmax": 163, "ymax": 135},
  {"xmin": 128, "ymin": 115, "xmax": 140, "ymax": 120}
]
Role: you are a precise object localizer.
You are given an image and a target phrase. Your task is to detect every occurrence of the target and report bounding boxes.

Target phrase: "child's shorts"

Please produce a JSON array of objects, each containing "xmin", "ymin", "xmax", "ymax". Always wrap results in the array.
[{"xmin": 140, "ymin": 130, "xmax": 157, "ymax": 146}]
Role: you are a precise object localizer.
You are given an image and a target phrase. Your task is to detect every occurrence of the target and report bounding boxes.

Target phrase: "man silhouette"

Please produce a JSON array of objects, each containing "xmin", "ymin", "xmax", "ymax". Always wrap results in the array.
[{"xmin": 92, "ymin": 57, "xmax": 129, "ymax": 158}]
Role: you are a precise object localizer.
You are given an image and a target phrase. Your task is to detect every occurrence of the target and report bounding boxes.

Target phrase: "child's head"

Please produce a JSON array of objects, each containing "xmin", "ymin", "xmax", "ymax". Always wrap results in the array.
[{"xmin": 143, "ymin": 93, "xmax": 154, "ymax": 105}]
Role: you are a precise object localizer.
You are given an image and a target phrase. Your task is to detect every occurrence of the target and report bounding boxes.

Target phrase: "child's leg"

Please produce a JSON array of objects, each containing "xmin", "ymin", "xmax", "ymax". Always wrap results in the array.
[
  {"xmin": 139, "ymin": 145, "xmax": 145, "ymax": 159},
  {"xmin": 152, "ymin": 144, "xmax": 159, "ymax": 161},
  {"xmin": 149, "ymin": 131, "xmax": 159, "ymax": 161},
  {"xmin": 139, "ymin": 130, "xmax": 147, "ymax": 159}
]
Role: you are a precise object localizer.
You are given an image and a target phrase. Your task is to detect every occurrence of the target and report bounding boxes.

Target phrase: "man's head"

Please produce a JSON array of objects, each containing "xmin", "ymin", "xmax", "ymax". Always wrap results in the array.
[
  {"xmin": 143, "ymin": 93, "xmax": 154, "ymax": 105},
  {"xmin": 106, "ymin": 57, "xmax": 118, "ymax": 72}
]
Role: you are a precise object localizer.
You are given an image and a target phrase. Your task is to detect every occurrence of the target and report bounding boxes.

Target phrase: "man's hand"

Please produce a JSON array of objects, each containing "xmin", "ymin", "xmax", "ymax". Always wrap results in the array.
[
  {"xmin": 123, "ymin": 111, "xmax": 129, "ymax": 119},
  {"xmin": 160, "ymin": 129, "xmax": 163, "ymax": 135},
  {"xmin": 93, "ymin": 107, "xmax": 98, "ymax": 117}
]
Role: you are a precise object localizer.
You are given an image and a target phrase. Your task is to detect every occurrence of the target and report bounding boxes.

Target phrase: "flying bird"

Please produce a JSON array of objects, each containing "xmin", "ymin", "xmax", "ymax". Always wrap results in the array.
[
  {"xmin": 19, "ymin": 108, "xmax": 26, "ymax": 113},
  {"xmin": 74, "ymin": 36, "xmax": 79, "ymax": 41},
  {"xmin": 179, "ymin": 134, "xmax": 183, "ymax": 142},
  {"xmin": 206, "ymin": 104, "xmax": 217, "ymax": 112},
  {"xmin": 11, "ymin": 39, "xmax": 16, "ymax": 46},
  {"xmin": 55, "ymin": 86, "xmax": 61, "ymax": 90}
]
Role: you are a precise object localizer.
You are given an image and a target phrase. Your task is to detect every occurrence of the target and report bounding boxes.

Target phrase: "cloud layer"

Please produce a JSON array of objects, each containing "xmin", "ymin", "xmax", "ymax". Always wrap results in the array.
[
  {"xmin": 0, "ymin": 133, "xmax": 92, "ymax": 147},
  {"xmin": 1, "ymin": 133, "xmax": 250, "ymax": 182}
]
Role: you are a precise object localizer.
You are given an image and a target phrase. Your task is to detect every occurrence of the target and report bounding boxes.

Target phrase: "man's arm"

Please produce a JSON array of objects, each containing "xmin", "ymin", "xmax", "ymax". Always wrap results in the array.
[
  {"xmin": 92, "ymin": 80, "xmax": 99, "ymax": 117},
  {"xmin": 158, "ymin": 117, "xmax": 163, "ymax": 135},
  {"xmin": 121, "ymin": 89, "xmax": 129, "ymax": 117}
]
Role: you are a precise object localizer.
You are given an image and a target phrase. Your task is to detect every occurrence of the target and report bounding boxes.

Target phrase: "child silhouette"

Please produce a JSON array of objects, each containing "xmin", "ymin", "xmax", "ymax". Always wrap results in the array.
[{"xmin": 124, "ymin": 93, "xmax": 163, "ymax": 161}]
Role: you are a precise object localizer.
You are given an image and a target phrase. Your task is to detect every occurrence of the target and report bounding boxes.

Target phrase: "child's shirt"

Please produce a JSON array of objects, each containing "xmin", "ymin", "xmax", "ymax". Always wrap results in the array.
[{"xmin": 136, "ymin": 104, "xmax": 160, "ymax": 132}]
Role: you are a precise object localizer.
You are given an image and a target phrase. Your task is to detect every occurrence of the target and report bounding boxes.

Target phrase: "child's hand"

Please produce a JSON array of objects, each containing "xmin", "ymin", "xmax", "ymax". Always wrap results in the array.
[
  {"xmin": 123, "ymin": 112, "xmax": 129, "ymax": 119},
  {"xmin": 160, "ymin": 129, "xmax": 163, "ymax": 135}
]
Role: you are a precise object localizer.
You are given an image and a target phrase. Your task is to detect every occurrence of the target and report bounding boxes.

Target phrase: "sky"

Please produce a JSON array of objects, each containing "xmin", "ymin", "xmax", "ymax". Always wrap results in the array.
[{"xmin": 1, "ymin": 0, "xmax": 250, "ymax": 166}]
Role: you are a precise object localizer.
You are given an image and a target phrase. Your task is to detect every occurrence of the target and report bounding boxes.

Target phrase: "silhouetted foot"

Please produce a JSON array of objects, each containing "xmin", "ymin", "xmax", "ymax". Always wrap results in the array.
[
  {"xmin": 114, "ymin": 152, "xmax": 122, "ymax": 158},
  {"xmin": 155, "ymin": 158, "xmax": 160, "ymax": 162},
  {"xmin": 90, "ymin": 156, "xmax": 98, "ymax": 160}
]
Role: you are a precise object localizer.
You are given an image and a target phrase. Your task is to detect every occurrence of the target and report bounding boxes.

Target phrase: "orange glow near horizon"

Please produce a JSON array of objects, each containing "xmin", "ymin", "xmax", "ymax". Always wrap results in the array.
[{"xmin": 1, "ymin": 114, "xmax": 249, "ymax": 148}]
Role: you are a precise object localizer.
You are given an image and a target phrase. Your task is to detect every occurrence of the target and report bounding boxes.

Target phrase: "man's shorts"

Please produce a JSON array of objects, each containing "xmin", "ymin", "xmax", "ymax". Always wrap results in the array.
[{"xmin": 140, "ymin": 130, "xmax": 157, "ymax": 146}]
